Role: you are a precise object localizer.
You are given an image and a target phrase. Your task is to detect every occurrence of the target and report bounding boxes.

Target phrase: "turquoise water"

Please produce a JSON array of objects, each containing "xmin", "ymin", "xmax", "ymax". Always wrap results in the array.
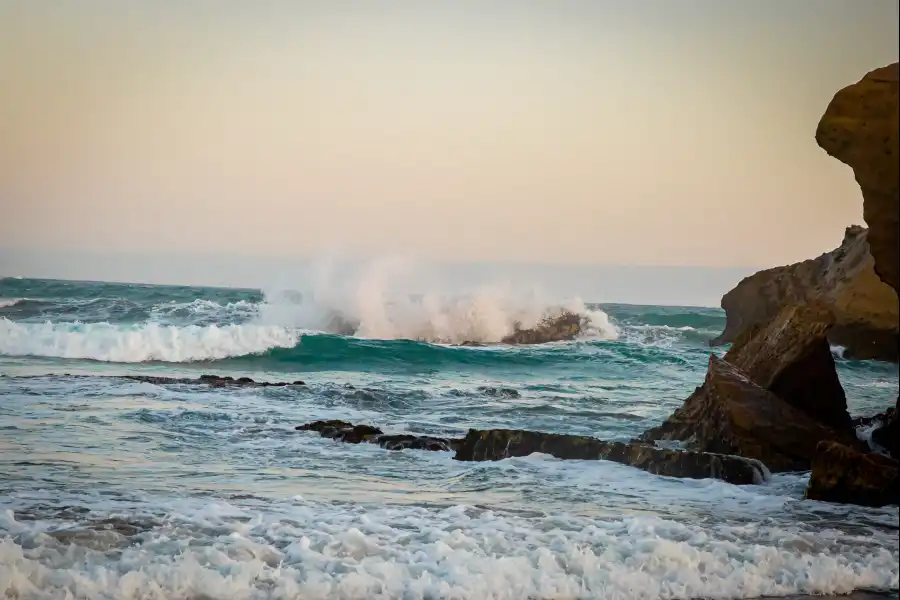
[{"xmin": 1, "ymin": 277, "xmax": 898, "ymax": 599}]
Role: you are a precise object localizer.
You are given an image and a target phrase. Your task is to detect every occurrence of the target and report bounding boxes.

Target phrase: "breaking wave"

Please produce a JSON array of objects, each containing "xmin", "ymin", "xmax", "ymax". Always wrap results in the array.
[{"xmin": 0, "ymin": 318, "xmax": 299, "ymax": 363}]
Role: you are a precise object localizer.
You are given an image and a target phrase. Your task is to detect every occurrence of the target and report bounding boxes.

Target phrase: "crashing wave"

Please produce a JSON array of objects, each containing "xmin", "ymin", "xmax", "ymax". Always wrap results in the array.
[{"xmin": 0, "ymin": 318, "xmax": 298, "ymax": 362}]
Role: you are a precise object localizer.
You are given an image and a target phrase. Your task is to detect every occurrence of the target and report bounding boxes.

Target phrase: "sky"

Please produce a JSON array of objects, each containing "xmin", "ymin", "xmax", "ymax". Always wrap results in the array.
[{"xmin": 1, "ymin": 1, "xmax": 898, "ymax": 299}]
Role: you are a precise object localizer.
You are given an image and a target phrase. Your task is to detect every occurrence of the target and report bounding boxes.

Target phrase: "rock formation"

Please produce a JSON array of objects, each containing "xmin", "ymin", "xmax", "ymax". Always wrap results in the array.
[
  {"xmin": 806, "ymin": 440, "xmax": 899, "ymax": 507},
  {"xmin": 871, "ymin": 397, "xmax": 899, "ymax": 458},
  {"xmin": 453, "ymin": 428, "xmax": 767, "ymax": 485},
  {"xmin": 710, "ymin": 226, "xmax": 898, "ymax": 362},
  {"xmin": 722, "ymin": 302, "xmax": 852, "ymax": 433},
  {"xmin": 639, "ymin": 354, "xmax": 861, "ymax": 472},
  {"xmin": 816, "ymin": 63, "xmax": 899, "ymax": 295},
  {"xmin": 296, "ymin": 420, "xmax": 461, "ymax": 452},
  {"xmin": 499, "ymin": 311, "xmax": 586, "ymax": 345},
  {"xmin": 295, "ymin": 419, "xmax": 767, "ymax": 485}
]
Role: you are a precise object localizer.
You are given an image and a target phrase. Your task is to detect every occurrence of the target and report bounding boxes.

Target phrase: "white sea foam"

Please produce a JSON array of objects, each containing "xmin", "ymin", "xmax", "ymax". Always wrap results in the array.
[
  {"xmin": 0, "ymin": 297, "xmax": 24, "ymax": 308},
  {"xmin": 0, "ymin": 498, "xmax": 896, "ymax": 600},
  {"xmin": 255, "ymin": 257, "xmax": 618, "ymax": 344},
  {"xmin": 830, "ymin": 345, "xmax": 847, "ymax": 359},
  {"xmin": 149, "ymin": 298, "xmax": 260, "ymax": 322},
  {"xmin": 0, "ymin": 318, "xmax": 298, "ymax": 362}
]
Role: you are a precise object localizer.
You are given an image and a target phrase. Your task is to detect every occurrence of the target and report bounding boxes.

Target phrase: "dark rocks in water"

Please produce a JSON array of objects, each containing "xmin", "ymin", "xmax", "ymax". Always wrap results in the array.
[
  {"xmin": 126, "ymin": 374, "xmax": 306, "ymax": 388},
  {"xmin": 297, "ymin": 420, "xmax": 765, "ymax": 485},
  {"xmin": 499, "ymin": 311, "xmax": 586, "ymax": 345},
  {"xmin": 639, "ymin": 354, "xmax": 862, "ymax": 472},
  {"xmin": 806, "ymin": 440, "xmax": 899, "ymax": 507},
  {"xmin": 723, "ymin": 302, "xmax": 852, "ymax": 434},
  {"xmin": 296, "ymin": 420, "xmax": 460, "ymax": 452},
  {"xmin": 453, "ymin": 428, "xmax": 766, "ymax": 485},
  {"xmin": 871, "ymin": 397, "xmax": 899, "ymax": 457},
  {"xmin": 477, "ymin": 386, "xmax": 521, "ymax": 399},
  {"xmin": 710, "ymin": 226, "xmax": 898, "ymax": 362}
]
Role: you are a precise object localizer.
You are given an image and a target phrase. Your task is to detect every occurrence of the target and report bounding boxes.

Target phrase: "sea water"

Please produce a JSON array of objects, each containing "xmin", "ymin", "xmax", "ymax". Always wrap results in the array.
[{"xmin": 1, "ymin": 275, "xmax": 897, "ymax": 600}]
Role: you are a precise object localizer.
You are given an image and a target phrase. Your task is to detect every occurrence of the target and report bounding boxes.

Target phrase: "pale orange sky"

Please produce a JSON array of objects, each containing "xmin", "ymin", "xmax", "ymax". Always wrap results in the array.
[{"xmin": 1, "ymin": 1, "xmax": 898, "ymax": 272}]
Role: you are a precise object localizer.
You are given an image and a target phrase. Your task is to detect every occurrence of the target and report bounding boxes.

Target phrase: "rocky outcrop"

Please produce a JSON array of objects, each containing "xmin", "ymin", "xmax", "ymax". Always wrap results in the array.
[
  {"xmin": 816, "ymin": 63, "xmax": 899, "ymax": 295},
  {"xmin": 500, "ymin": 311, "xmax": 585, "ymax": 345},
  {"xmin": 806, "ymin": 440, "xmax": 899, "ymax": 507},
  {"xmin": 871, "ymin": 397, "xmax": 899, "ymax": 458},
  {"xmin": 453, "ymin": 428, "xmax": 767, "ymax": 485},
  {"xmin": 639, "ymin": 354, "xmax": 861, "ymax": 472},
  {"xmin": 710, "ymin": 226, "xmax": 898, "ymax": 362},
  {"xmin": 123, "ymin": 374, "xmax": 306, "ymax": 388},
  {"xmin": 723, "ymin": 302, "xmax": 852, "ymax": 433},
  {"xmin": 295, "ymin": 419, "xmax": 767, "ymax": 485},
  {"xmin": 296, "ymin": 420, "xmax": 461, "ymax": 452}
]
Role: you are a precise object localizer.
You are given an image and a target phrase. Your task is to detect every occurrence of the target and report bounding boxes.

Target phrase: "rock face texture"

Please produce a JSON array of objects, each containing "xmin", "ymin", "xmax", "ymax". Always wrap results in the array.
[
  {"xmin": 806, "ymin": 440, "xmax": 899, "ymax": 507},
  {"xmin": 722, "ymin": 302, "xmax": 852, "ymax": 433},
  {"xmin": 453, "ymin": 428, "xmax": 767, "ymax": 485},
  {"xmin": 638, "ymin": 354, "xmax": 860, "ymax": 472},
  {"xmin": 816, "ymin": 63, "xmax": 899, "ymax": 295},
  {"xmin": 710, "ymin": 226, "xmax": 898, "ymax": 362},
  {"xmin": 871, "ymin": 397, "xmax": 899, "ymax": 458}
]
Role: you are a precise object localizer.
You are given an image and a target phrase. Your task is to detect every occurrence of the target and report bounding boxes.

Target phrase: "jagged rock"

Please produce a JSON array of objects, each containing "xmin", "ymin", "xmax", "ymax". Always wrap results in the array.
[
  {"xmin": 453, "ymin": 428, "xmax": 767, "ymax": 485},
  {"xmin": 710, "ymin": 226, "xmax": 898, "ymax": 362},
  {"xmin": 816, "ymin": 63, "xmax": 899, "ymax": 295},
  {"xmin": 871, "ymin": 397, "xmax": 899, "ymax": 457},
  {"xmin": 639, "ymin": 355, "xmax": 861, "ymax": 472},
  {"xmin": 296, "ymin": 420, "xmax": 460, "ymax": 452},
  {"xmin": 125, "ymin": 374, "xmax": 306, "ymax": 387},
  {"xmin": 806, "ymin": 440, "xmax": 899, "ymax": 507},
  {"xmin": 500, "ymin": 311, "xmax": 585, "ymax": 345},
  {"xmin": 722, "ymin": 302, "xmax": 852, "ymax": 433}
]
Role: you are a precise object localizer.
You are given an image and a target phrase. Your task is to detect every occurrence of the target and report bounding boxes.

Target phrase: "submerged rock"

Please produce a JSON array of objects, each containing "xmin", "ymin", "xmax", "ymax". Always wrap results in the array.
[
  {"xmin": 806, "ymin": 440, "xmax": 899, "ymax": 507},
  {"xmin": 125, "ymin": 374, "xmax": 306, "ymax": 388},
  {"xmin": 639, "ymin": 354, "xmax": 861, "ymax": 472},
  {"xmin": 477, "ymin": 386, "xmax": 521, "ymax": 399},
  {"xmin": 296, "ymin": 420, "xmax": 460, "ymax": 452},
  {"xmin": 816, "ymin": 63, "xmax": 899, "ymax": 296},
  {"xmin": 723, "ymin": 302, "xmax": 852, "ymax": 433},
  {"xmin": 711, "ymin": 226, "xmax": 898, "ymax": 362},
  {"xmin": 453, "ymin": 428, "xmax": 767, "ymax": 485}
]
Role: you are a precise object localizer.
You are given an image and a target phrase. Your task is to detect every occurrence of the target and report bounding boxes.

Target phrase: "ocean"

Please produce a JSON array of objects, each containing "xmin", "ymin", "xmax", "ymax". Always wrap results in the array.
[{"xmin": 1, "ymin": 276, "xmax": 898, "ymax": 600}]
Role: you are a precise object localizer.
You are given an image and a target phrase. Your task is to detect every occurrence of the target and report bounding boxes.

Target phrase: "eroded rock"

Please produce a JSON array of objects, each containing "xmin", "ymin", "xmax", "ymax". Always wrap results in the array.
[
  {"xmin": 871, "ymin": 397, "xmax": 899, "ymax": 458},
  {"xmin": 806, "ymin": 440, "xmax": 899, "ymax": 507},
  {"xmin": 816, "ymin": 63, "xmax": 899, "ymax": 295},
  {"xmin": 711, "ymin": 226, "xmax": 898, "ymax": 362},
  {"xmin": 453, "ymin": 428, "xmax": 767, "ymax": 485},
  {"xmin": 639, "ymin": 354, "xmax": 861, "ymax": 472},
  {"xmin": 722, "ymin": 302, "xmax": 852, "ymax": 433}
]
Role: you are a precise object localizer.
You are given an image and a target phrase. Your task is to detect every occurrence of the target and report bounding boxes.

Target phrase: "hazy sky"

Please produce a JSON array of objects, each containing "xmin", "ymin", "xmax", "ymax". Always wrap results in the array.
[{"xmin": 1, "ymin": 1, "xmax": 898, "ymax": 281}]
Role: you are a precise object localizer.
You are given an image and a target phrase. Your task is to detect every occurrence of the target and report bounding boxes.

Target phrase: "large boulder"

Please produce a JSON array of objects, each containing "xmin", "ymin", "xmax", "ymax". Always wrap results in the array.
[
  {"xmin": 500, "ymin": 311, "xmax": 586, "ymax": 345},
  {"xmin": 806, "ymin": 440, "xmax": 899, "ymax": 507},
  {"xmin": 723, "ymin": 302, "xmax": 852, "ymax": 433},
  {"xmin": 639, "ymin": 354, "xmax": 861, "ymax": 472},
  {"xmin": 816, "ymin": 63, "xmax": 899, "ymax": 295},
  {"xmin": 710, "ymin": 226, "xmax": 898, "ymax": 362},
  {"xmin": 453, "ymin": 428, "xmax": 766, "ymax": 485}
]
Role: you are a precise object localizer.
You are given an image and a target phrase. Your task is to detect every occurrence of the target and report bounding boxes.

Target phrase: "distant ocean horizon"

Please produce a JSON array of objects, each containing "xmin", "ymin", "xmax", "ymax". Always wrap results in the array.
[
  {"xmin": 0, "ymin": 248, "xmax": 765, "ymax": 308},
  {"xmin": 1, "ymin": 275, "xmax": 897, "ymax": 599}
]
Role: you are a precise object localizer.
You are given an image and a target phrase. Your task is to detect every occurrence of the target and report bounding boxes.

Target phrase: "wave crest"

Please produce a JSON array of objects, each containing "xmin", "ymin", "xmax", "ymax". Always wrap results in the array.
[
  {"xmin": 0, "ymin": 318, "xmax": 298, "ymax": 363},
  {"xmin": 254, "ymin": 259, "xmax": 618, "ymax": 344}
]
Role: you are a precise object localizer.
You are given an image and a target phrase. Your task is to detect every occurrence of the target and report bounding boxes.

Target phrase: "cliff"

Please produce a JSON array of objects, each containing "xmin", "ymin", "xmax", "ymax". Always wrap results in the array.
[{"xmin": 710, "ymin": 226, "xmax": 898, "ymax": 361}]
